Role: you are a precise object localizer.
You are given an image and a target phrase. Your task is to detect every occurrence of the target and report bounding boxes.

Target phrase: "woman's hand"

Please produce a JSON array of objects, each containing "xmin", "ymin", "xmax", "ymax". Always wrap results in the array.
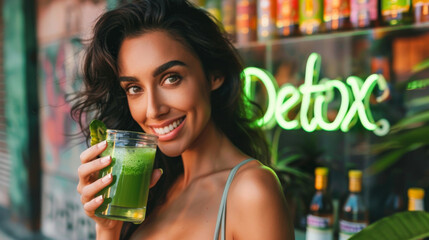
[{"xmin": 77, "ymin": 141, "xmax": 163, "ymax": 238}]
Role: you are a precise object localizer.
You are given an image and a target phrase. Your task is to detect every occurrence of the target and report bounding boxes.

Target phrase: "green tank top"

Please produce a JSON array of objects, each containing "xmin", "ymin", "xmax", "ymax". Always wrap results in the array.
[{"xmin": 213, "ymin": 158, "xmax": 254, "ymax": 240}]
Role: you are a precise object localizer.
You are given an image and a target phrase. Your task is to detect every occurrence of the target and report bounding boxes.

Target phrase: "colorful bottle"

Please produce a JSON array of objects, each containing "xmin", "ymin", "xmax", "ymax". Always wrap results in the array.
[
  {"xmin": 236, "ymin": 0, "xmax": 258, "ymax": 44},
  {"xmin": 339, "ymin": 170, "xmax": 368, "ymax": 240},
  {"xmin": 222, "ymin": 0, "xmax": 236, "ymax": 42},
  {"xmin": 206, "ymin": 0, "xmax": 222, "ymax": 22},
  {"xmin": 324, "ymin": 0, "xmax": 351, "ymax": 31},
  {"xmin": 381, "ymin": 0, "xmax": 414, "ymax": 25},
  {"xmin": 258, "ymin": 0, "xmax": 277, "ymax": 41},
  {"xmin": 276, "ymin": 0, "xmax": 300, "ymax": 37},
  {"xmin": 299, "ymin": 0, "xmax": 323, "ymax": 35},
  {"xmin": 413, "ymin": 0, "xmax": 429, "ymax": 23},
  {"xmin": 306, "ymin": 167, "xmax": 334, "ymax": 240},
  {"xmin": 408, "ymin": 188, "xmax": 425, "ymax": 211},
  {"xmin": 350, "ymin": 0, "xmax": 378, "ymax": 28}
]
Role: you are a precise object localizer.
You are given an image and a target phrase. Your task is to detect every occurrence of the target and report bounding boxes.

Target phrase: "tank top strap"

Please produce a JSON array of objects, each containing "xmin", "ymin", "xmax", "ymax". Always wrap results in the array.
[{"xmin": 213, "ymin": 158, "xmax": 255, "ymax": 240}]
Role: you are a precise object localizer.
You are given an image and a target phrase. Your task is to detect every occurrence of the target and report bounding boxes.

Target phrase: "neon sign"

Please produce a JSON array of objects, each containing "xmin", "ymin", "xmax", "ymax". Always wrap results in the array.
[{"xmin": 244, "ymin": 53, "xmax": 391, "ymax": 136}]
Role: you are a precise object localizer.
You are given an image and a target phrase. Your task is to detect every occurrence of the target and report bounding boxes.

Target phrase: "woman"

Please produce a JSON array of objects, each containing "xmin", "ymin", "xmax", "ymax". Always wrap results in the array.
[{"xmin": 72, "ymin": 0, "xmax": 294, "ymax": 239}]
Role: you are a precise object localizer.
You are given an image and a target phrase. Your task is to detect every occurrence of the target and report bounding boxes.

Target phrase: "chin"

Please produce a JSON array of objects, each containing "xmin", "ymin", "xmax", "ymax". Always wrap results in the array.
[{"xmin": 157, "ymin": 145, "xmax": 184, "ymax": 158}]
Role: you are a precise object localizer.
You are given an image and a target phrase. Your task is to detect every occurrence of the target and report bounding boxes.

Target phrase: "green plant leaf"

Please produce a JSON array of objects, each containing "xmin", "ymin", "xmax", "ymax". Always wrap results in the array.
[
  {"xmin": 412, "ymin": 58, "xmax": 429, "ymax": 73},
  {"xmin": 89, "ymin": 119, "xmax": 107, "ymax": 146},
  {"xmin": 277, "ymin": 167, "xmax": 312, "ymax": 179},
  {"xmin": 277, "ymin": 154, "xmax": 303, "ymax": 166},
  {"xmin": 366, "ymin": 148, "xmax": 410, "ymax": 175},
  {"xmin": 350, "ymin": 211, "xmax": 429, "ymax": 240},
  {"xmin": 371, "ymin": 125, "xmax": 429, "ymax": 154},
  {"xmin": 390, "ymin": 111, "xmax": 429, "ymax": 133}
]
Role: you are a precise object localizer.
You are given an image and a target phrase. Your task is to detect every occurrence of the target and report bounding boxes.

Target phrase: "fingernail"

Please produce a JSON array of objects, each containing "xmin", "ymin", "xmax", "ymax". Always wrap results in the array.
[
  {"xmin": 101, "ymin": 174, "xmax": 111, "ymax": 183},
  {"xmin": 159, "ymin": 168, "xmax": 164, "ymax": 175},
  {"xmin": 95, "ymin": 195, "xmax": 103, "ymax": 203},
  {"xmin": 100, "ymin": 156, "xmax": 110, "ymax": 164},
  {"xmin": 98, "ymin": 141, "xmax": 107, "ymax": 148}
]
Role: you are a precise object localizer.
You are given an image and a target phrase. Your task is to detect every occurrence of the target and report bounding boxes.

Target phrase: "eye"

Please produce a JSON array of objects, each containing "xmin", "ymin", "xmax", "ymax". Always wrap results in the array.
[
  {"xmin": 124, "ymin": 85, "xmax": 143, "ymax": 95},
  {"xmin": 162, "ymin": 74, "xmax": 182, "ymax": 86}
]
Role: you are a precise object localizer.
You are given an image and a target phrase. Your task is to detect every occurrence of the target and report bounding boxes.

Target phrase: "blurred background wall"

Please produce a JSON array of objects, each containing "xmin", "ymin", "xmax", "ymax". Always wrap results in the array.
[{"xmin": 0, "ymin": 0, "xmax": 127, "ymax": 239}]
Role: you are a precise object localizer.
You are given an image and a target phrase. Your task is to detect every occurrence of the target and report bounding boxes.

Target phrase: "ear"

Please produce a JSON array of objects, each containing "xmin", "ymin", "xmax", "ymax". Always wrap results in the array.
[{"xmin": 210, "ymin": 74, "xmax": 224, "ymax": 91}]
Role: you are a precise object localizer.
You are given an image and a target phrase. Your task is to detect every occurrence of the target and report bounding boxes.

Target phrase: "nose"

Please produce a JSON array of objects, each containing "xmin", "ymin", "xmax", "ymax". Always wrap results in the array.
[{"xmin": 146, "ymin": 89, "xmax": 168, "ymax": 119}]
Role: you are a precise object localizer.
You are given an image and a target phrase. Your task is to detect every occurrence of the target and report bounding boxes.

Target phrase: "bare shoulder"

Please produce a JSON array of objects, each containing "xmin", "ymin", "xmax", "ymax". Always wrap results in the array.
[
  {"xmin": 229, "ymin": 160, "xmax": 283, "ymax": 204},
  {"xmin": 227, "ymin": 160, "xmax": 294, "ymax": 240}
]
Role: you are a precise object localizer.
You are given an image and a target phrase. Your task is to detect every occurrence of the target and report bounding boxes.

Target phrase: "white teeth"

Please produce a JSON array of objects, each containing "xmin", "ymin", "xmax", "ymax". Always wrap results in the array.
[{"xmin": 153, "ymin": 118, "xmax": 184, "ymax": 135}]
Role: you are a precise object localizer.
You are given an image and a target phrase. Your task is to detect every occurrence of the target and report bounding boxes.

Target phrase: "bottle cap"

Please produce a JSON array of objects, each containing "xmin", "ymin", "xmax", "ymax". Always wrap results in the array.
[
  {"xmin": 408, "ymin": 188, "xmax": 425, "ymax": 199},
  {"xmin": 349, "ymin": 170, "xmax": 362, "ymax": 178},
  {"xmin": 315, "ymin": 167, "xmax": 328, "ymax": 190},
  {"xmin": 315, "ymin": 167, "xmax": 329, "ymax": 176}
]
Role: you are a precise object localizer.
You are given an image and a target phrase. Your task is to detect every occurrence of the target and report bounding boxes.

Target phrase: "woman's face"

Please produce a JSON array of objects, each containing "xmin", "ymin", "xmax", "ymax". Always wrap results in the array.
[{"xmin": 117, "ymin": 31, "xmax": 221, "ymax": 156}]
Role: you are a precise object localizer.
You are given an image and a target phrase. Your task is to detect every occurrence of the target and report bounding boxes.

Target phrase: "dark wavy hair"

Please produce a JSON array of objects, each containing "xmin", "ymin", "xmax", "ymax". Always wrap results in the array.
[{"xmin": 70, "ymin": 0, "xmax": 271, "ymax": 238}]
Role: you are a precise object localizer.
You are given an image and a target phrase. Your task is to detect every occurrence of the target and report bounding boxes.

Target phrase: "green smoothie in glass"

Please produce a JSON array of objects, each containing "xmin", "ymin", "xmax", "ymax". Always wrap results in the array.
[{"xmin": 95, "ymin": 129, "xmax": 157, "ymax": 224}]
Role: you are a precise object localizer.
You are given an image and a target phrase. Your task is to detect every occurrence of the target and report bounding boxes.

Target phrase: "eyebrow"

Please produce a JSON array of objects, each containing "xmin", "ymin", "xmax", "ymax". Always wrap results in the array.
[
  {"xmin": 152, "ymin": 60, "xmax": 187, "ymax": 77},
  {"xmin": 119, "ymin": 60, "xmax": 187, "ymax": 83}
]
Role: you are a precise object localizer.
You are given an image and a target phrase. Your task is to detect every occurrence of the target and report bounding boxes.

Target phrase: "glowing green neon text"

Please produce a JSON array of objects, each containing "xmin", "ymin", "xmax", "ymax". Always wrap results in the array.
[{"xmin": 244, "ymin": 53, "xmax": 391, "ymax": 136}]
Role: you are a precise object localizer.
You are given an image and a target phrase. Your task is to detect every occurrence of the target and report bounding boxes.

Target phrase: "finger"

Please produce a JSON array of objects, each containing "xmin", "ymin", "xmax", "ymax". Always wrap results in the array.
[
  {"xmin": 77, "ymin": 156, "xmax": 111, "ymax": 180},
  {"xmin": 80, "ymin": 141, "xmax": 108, "ymax": 164},
  {"xmin": 149, "ymin": 168, "xmax": 163, "ymax": 188},
  {"xmin": 83, "ymin": 195, "xmax": 104, "ymax": 214},
  {"xmin": 81, "ymin": 174, "xmax": 113, "ymax": 204}
]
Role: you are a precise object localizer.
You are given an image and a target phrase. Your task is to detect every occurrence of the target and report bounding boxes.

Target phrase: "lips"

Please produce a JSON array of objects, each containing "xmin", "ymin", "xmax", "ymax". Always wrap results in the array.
[{"xmin": 151, "ymin": 117, "xmax": 185, "ymax": 136}]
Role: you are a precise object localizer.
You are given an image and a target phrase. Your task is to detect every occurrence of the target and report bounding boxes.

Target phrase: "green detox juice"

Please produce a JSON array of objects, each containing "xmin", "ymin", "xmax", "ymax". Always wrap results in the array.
[{"xmin": 95, "ymin": 130, "xmax": 157, "ymax": 224}]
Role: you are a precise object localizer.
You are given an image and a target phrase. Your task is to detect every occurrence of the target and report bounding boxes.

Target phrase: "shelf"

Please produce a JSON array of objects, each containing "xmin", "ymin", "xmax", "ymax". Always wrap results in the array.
[{"xmin": 236, "ymin": 22, "xmax": 429, "ymax": 49}]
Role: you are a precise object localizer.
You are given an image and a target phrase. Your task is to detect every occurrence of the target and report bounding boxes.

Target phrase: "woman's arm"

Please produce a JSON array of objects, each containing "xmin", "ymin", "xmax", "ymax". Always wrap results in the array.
[{"xmin": 228, "ymin": 164, "xmax": 295, "ymax": 240}]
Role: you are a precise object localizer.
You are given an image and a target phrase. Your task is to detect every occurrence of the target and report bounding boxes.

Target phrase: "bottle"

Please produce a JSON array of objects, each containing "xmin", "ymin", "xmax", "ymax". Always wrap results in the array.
[
  {"xmin": 257, "ymin": 0, "xmax": 277, "ymax": 41},
  {"xmin": 276, "ymin": 0, "xmax": 300, "ymax": 37},
  {"xmin": 413, "ymin": 0, "xmax": 429, "ymax": 23},
  {"xmin": 222, "ymin": 0, "xmax": 236, "ymax": 42},
  {"xmin": 299, "ymin": 0, "xmax": 324, "ymax": 35},
  {"xmin": 324, "ymin": 0, "xmax": 352, "ymax": 31},
  {"xmin": 306, "ymin": 167, "xmax": 334, "ymax": 240},
  {"xmin": 381, "ymin": 0, "xmax": 414, "ymax": 26},
  {"xmin": 206, "ymin": 0, "xmax": 222, "ymax": 22},
  {"xmin": 408, "ymin": 188, "xmax": 425, "ymax": 211},
  {"xmin": 339, "ymin": 170, "xmax": 369, "ymax": 240},
  {"xmin": 236, "ymin": 0, "xmax": 258, "ymax": 45},
  {"xmin": 350, "ymin": 0, "xmax": 378, "ymax": 28}
]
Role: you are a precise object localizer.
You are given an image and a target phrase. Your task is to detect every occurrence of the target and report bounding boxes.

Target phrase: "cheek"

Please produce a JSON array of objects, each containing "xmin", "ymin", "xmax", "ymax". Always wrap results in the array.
[{"xmin": 128, "ymin": 99, "xmax": 148, "ymax": 127}]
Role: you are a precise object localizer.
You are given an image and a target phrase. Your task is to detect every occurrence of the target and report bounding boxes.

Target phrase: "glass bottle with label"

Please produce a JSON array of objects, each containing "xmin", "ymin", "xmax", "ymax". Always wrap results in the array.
[
  {"xmin": 222, "ymin": 0, "xmax": 236, "ymax": 42},
  {"xmin": 258, "ymin": 0, "xmax": 277, "ymax": 41},
  {"xmin": 277, "ymin": 0, "xmax": 300, "ymax": 37},
  {"xmin": 339, "ymin": 170, "xmax": 368, "ymax": 240},
  {"xmin": 408, "ymin": 188, "xmax": 425, "ymax": 211},
  {"xmin": 350, "ymin": 0, "xmax": 378, "ymax": 28},
  {"xmin": 381, "ymin": 0, "xmax": 414, "ymax": 26},
  {"xmin": 413, "ymin": 0, "xmax": 429, "ymax": 23},
  {"xmin": 306, "ymin": 167, "xmax": 334, "ymax": 240},
  {"xmin": 236, "ymin": 0, "xmax": 258, "ymax": 44},
  {"xmin": 324, "ymin": 0, "xmax": 352, "ymax": 31},
  {"xmin": 299, "ymin": 0, "xmax": 324, "ymax": 35}
]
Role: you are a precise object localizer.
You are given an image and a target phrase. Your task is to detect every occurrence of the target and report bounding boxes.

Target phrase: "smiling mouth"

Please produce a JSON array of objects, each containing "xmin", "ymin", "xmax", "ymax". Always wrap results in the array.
[{"xmin": 152, "ymin": 117, "xmax": 185, "ymax": 135}]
